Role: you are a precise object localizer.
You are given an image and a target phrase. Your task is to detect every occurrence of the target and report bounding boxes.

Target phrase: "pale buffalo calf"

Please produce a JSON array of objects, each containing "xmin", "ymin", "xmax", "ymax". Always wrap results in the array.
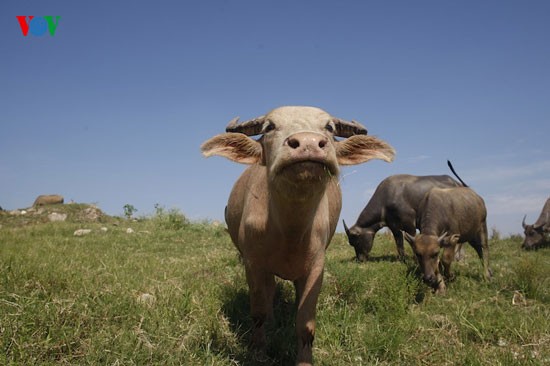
[{"xmin": 201, "ymin": 106, "xmax": 394, "ymax": 365}]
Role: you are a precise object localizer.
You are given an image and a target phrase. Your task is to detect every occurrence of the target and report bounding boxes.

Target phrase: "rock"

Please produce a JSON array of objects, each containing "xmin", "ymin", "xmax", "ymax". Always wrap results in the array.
[
  {"xmin": 33, "ymin": 194, "xmax": 64, "ymax": 206},
  {"xmin": 100, "ymin": 227, "xmax": 108, "ymax": 232},
  {"xmin": 74, "ymin": 229, "xmax": 92, "ymax": 236},
  {"xmin": 48, "ymin": 212, "xmax": 67, "ymax": 222},
  {"xmin": 82, "ymin": 206, "xmax": 102, "ymax": 221},
  {"xmin": 9, "ymin": 209, "xmax": 29, "ymax": 216},
  {"xmin": 126, "ymin": 228, "xmax": 135, "ymax": 234}
]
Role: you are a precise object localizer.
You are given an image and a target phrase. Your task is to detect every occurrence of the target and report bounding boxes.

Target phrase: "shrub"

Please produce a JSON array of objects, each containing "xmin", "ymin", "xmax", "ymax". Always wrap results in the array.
[
  {"xmin": 153, "ymin": 204, "xmax": 189, "ymax": 230},
  {"xmin": 123, "ymin": 204, "xmax": 137, "ymax": 219}
]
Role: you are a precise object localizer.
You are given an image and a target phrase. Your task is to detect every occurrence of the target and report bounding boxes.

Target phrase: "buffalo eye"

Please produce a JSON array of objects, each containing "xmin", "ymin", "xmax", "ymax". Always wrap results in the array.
[
  {"xmin": 325, "ymin": 123, "xmax": 335, "ymax": 133},
  {"xmin": 263, "ymin": 121, "xmax": 276, "ymax": 134}
]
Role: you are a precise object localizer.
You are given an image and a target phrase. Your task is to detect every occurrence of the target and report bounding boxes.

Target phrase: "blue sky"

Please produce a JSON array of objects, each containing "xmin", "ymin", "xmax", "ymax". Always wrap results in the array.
[{"xmin": 1, "ymin": 1, "xmax": 549, "ymax": 235}]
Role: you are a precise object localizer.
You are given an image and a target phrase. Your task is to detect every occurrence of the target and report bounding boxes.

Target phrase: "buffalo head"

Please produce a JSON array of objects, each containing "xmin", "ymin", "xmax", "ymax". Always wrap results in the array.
[
  {"xmin": 522, "ymin": 215, "xmax": 548, "ymax": 250},
  {"xmin": 202, "ymin": 106, "xmax": 395, "ymax": 196},
  {"xmin": 343, "ymin": 220, "xmax": 376, "ymax": 262},
  {"xmin": 404, "ymin": 231, "xmax": 460, "ymax": 293}
]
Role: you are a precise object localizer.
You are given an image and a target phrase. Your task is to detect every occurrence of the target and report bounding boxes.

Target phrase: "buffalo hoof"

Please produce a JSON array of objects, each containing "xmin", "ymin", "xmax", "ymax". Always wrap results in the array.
[
  {"xmin": 355, "ymin": 254, "xmax": 368, "ymax": 263},
  {"xmin": 434, "ymin": 282, "xmax": 447, "ymax": 295},
  {"xmin": 251, "ymin": 348, "xmax": 270, "ymax": 363}
]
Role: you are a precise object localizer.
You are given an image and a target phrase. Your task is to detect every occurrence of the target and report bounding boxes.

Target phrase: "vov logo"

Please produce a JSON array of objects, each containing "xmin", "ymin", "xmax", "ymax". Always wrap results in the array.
[{"xmin": 16, "ymin": 16, "xmax": 61, "ymax": 36}]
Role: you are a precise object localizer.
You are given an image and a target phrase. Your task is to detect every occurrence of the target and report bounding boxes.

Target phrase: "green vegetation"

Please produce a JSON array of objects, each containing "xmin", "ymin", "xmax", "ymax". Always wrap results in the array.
[
  {"xmin": 1, "ymin": 205, "xmax": 549, "ymax": 365},
  {"xmin": 153, "ymin": 204, "xmax": 190, "ymax": 231},
  {"xmin": 123, "ymin": 204, "xmax": 138, "ymax": 220}
]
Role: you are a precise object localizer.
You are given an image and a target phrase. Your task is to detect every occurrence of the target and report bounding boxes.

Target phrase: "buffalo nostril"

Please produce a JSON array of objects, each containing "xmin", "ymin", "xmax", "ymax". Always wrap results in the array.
[
  {"xmin": 318, "ymin": 139, "xmax": 327, "ymax": 149},
  {"xmin": 286, "ymin": 137, "xmax": 300, "ymax": 149}
]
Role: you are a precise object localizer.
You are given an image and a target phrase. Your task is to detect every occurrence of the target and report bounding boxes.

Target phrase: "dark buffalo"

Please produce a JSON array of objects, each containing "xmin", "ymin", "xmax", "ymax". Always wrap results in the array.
[
  {"xmin": 404, "ymin": 187, "xmax": 491, "ymax": 294},
  {"xmin": 522, "ymin": 197, "xmax": 550, "ymax": 250},
  {"xmin": 343, "ymin": 173, "xmax": 462, "ymax": 262}
]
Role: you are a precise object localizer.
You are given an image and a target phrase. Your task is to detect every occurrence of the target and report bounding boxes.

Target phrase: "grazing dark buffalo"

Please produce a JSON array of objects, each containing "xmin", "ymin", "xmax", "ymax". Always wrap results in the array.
[
  {"xmin": 201, "ymin": 106, "xmax": 395, "ymax": 365},
  {"xmin": 522, "ymin": 197, "xmax": 550, "ymax": 250},
  {"xmin": 33, "ymin": 194, "xmax": 64, "ymax": 206},
  {"xmin": 403, "ymin": 187, "xmax": 491, "ymax": 294},
  {"xmin": 343, "ymin": 173, "xmax": 462, "ymax": 262}
]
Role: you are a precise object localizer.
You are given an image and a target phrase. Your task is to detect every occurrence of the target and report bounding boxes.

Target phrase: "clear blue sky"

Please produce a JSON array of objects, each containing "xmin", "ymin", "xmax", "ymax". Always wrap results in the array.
[{"xmin": 2, "ymin": 1, "xmax": 549, "ymax": 235}]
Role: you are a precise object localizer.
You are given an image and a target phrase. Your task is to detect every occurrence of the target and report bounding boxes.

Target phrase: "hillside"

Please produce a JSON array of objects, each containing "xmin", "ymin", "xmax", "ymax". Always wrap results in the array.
[
  {"xmin": 0, "ymin": 203, "xmax": 118, "ymax": 227},
  {"xmin": 0, "ymin": 207, "xmax": 549, "ymax": 365}
]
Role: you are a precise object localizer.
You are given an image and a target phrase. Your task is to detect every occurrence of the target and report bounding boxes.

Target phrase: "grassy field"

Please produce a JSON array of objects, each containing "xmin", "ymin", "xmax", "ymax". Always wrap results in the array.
[{"xmin": 1, "ymin": 204, "xmax": 549, "ymax": 365}]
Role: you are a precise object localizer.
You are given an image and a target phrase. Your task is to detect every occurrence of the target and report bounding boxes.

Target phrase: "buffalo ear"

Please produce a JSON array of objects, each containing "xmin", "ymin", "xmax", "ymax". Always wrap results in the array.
[
  {"xmin": 201, "ymin": 133, "xmax": 263, "ymax": 164},
  {"xmin": 336, "ymin": 135, "xmax": 396, "ymax": 165},
  {"xmin": 439, "ymin": 234, "xmax": 459, "ymax": 248}
]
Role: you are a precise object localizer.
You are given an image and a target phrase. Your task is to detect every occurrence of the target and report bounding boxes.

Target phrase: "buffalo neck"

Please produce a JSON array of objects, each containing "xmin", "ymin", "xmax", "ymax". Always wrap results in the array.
[
  {"xmin": 356, "ymin": 195, "xmax": 384, "ymax": 230},
  {"xmin": 419, "ymin": 211, "xmax": 443, "ymax": 236},
  {"xmin": 267, "ymin": 178, "xmax": 329, "ymax": 240}
]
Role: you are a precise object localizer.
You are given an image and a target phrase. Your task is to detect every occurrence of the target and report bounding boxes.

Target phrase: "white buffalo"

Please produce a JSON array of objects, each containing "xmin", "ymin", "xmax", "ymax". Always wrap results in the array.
[{"xmin": 201, "ymin": 106, "xmax": 395, "ymax": 365}]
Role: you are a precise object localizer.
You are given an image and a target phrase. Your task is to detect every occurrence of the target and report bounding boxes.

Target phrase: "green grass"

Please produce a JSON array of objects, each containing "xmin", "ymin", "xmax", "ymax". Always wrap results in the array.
[{"xmin": 1, "ymin": 206, "xmax": 549, "ymax": 365}]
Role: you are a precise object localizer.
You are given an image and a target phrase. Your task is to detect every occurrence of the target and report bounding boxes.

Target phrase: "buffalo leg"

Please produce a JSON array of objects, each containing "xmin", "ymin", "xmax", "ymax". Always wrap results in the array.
[
  {"xmin": 293, "ymin": 261, "xmax": 324, "ymax": 366},
  {"xmin": 391, "ymin": 227, "xmax": 407, "ymax": 261},
  {"xmin": 481, "ymin": 226, "xmax": 492, "ymax": 279},
  {"xmin": 454, "ymin": 243, "xmax": 465, "ymax": 261},
  {"xmin": 435, "ymin": 278, "xmax": 447, "ymax": 295},
  {"xmin": 471, "ymin": 230, "xmax": 491, "ymax": 280},
  {"xmin": 441, "ymin": 245, "xmax": 456, "ymax": 281},
  {"xmin": 245, "ymin": 266, "xmax": 276, "ymax": 350}
]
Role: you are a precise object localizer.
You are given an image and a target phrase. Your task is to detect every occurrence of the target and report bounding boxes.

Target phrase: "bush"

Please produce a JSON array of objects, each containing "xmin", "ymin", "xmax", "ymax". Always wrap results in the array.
[
  {"xmin": 153, "ymin": 204, "xmax": 189, "ymax": 230},
  {"xmin": 123, "ymin": 204, "xmax": 137, "ymax": 219}
]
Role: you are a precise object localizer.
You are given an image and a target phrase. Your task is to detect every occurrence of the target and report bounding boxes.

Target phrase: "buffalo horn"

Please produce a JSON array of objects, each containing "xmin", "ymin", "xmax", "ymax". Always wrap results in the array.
[
  {"xmin": 225, "ymin": 116, "xmax": 265, "ymax": 136},
  {"xmin": 403, "ymin": 231, "xmax": 416, "ymax": 244},
  {"xmin": 522, "ymin": 215, "xmax": 527, "ymax": 229},
  {"xmin": 333, "ymin": 118, "xmax": 368, "ymax": 138},
  {"xmin": 343, "ymin": 220, "xmax": 351, "ymax": 236}
]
